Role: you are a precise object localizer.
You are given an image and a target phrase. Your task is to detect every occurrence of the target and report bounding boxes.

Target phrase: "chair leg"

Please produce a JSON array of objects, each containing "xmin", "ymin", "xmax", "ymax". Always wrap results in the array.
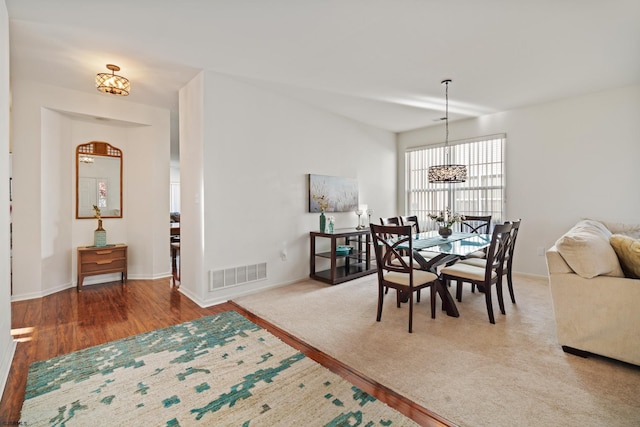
[
  {"xmin": 496, "ymin": 280, "xmax": 506, "ymax": 315},
  {"xmin": 485, "ymin": 288, "xmax": 495, "ymax": 324},
  {"xmin": 408, "ymin": 293, "xmax": 414, "ymax": 333},
  {"xmin": 417, "ymin": 289, "xmax": 421, "ymax": 302},
  {"xmin": 376, "ymin": 285, "xmax": 384, "ymax": 322},
  {"xmin": 430, "ymin": 284, "xmax": 436, "ymax": 319},
  {"xmin": 507, "ymin": 270, "xmax": 516, "ymax": 304},
  {"xmin": 455, "ymin": 280, "xmax": 463, "ymax": 302}
]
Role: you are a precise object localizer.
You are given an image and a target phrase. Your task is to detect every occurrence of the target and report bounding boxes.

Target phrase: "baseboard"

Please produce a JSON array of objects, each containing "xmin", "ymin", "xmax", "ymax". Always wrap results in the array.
[
  {"xmin": 10, "ymin": 282, "xmax": 75, "ymax": 301},
  {"xmin": 514, "ymin": 271, "xmax": 548, "ymax": 281},
  {"xmin": 184, "ymin": 276, "xmax": 308, "ymax": 308}
]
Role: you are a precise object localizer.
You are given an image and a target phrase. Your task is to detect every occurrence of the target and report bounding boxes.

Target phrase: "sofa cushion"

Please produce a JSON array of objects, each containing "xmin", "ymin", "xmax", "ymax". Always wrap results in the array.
[
  {"xmin": 555, "ymin": 220, "xmax": 624, "ymax": 279},
  {"xmin": 600, "ymin": 220, "xmax": 640, "ymax": 239},
  {"xmin": 610, "ymin": 234, "xmax": 640, "ymax": 279}
]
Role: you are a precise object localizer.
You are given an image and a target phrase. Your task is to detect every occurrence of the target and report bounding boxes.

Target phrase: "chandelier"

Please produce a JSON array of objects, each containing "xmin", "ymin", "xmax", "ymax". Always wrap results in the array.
[
  {"xmin": 96, "ymin": 64, "xmax": 130, "ymax": 96},
  {"xmin": 428, "ymin": 79, "xmax": 467, "ymax": 183}
]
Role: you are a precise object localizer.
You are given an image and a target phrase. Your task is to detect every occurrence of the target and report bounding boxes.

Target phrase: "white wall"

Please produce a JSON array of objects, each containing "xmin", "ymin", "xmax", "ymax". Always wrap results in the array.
[
  {"xmin": 398, "ymin": 84, "xmax": 640, "ymax": 276},
  {"xmin": 179, "ymin": 71, "xmax": 396, "ymax": 306},
  {"xmin": 0, "ymin": 0, "xmax": 15, "ymax": 401},
  {"xmin": 10, "ymin": 80, "xmax": 171, "ymax": 300}
]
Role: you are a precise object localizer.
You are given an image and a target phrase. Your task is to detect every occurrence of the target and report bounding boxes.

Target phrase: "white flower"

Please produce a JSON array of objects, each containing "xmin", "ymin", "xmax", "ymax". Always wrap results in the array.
[{"xmin": 428, "ymin": 207, "xmax": 465, "ymax": 228}]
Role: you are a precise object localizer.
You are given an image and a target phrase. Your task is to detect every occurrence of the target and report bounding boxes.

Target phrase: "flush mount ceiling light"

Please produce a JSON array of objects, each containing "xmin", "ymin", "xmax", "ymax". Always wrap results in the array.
[
  {"xmin": 428, "ymin": 79, "xmax": 467, "ymax": 183},
  {"xmin": 96, "ymin": 64, "xmax": 130, "ymax": 96}
]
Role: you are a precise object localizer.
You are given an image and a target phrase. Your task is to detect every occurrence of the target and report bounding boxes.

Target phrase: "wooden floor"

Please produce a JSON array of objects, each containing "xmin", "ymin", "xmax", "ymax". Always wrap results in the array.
[{"xmin": 0, "ymin": 278, "xmax": 454, "ymax": 427}]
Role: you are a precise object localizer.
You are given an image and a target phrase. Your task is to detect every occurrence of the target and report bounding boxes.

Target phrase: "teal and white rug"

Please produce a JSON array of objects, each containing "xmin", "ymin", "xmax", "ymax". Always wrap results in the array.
[{"xmin": 21, "ymin": 311, "xmax": 416, "ymax": 426}]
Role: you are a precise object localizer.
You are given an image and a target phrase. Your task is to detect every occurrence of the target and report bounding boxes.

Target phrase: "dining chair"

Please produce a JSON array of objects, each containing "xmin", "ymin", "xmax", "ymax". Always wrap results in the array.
[
  {"xmin": 440, "ymin": 222, "xmax": 513, "ymax": 324},
  {"xmin": 400, "ymin": 215, "xmax": 420, "ymax": 233},
  {"xmin": 380, "ymin": 217, "xmax": 400, "ymax": 226},
  {"xmin": 370, "ymin": 224, "xmax": 440, "ymax": 332},
  {"xmin": 460, "ymin": 219, "xmax": 522, "ymax": 304}
]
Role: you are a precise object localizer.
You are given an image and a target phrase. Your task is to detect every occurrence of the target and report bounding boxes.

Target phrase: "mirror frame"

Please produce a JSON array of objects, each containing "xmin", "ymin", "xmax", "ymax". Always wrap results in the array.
[{"xmin": 76, "ymin": 141, "xmax": 123, "ymax": 219}]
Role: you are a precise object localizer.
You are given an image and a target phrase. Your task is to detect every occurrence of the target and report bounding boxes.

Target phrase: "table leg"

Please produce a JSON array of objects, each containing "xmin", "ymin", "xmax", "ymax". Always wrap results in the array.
[
  {"xmin": 415, "ymin": 252, "xmax": 460, "ymax": 317},
  {"xmin": 436, "ymin": 280, "xmax": 459, "ymax": 317},
  {"xmin": 171, "ymin": 243, "xmax": 180, "ymax": 287}
]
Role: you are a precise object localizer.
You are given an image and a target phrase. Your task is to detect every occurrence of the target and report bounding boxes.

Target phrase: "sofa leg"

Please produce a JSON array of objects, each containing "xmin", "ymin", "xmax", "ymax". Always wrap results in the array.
[{"xmin": 561, "ymin": 345, "xmax": 589, "ymax": 358}]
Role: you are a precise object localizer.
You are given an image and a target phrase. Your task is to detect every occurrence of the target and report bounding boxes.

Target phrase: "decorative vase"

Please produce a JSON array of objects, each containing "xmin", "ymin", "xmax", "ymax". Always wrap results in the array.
[
  {"xmin": 319, "ymin": 212, "xmax": 326, "ymax": 233},
  {"xmin": 438, "ymin": 226, "xmax": 452, "ymax": 239},
  {"xmin": 94, "ymin": 219, "xmax": 107, "ymax": 247},
  {"xmin": 328, "ymin": 222, "xmax": 334, "ymax": 233}
]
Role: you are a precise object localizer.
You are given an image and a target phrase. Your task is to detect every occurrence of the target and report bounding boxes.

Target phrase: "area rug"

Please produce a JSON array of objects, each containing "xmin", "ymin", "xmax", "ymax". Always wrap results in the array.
[{"xmin": 20, "ymin": 311, "xmax": 416, "ymax": 426}]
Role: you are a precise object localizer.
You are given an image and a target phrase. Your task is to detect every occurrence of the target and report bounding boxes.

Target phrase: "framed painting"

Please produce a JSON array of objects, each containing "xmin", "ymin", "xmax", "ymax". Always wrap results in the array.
[{"xmin": 308, "ymin": 174, "xmax": 358, "ymax": 213}]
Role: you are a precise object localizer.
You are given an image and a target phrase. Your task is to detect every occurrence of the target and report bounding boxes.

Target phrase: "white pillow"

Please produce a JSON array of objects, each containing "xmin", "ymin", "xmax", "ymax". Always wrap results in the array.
[{"xmin": 556, "ymin": 220, "xmax": 624, "ymax": 279}]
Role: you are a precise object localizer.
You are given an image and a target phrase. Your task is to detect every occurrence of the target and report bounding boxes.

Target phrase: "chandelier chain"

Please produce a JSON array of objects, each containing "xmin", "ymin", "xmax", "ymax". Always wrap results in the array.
[{"xmin": 444, "ymin": 80, "xmax": 449, "ymax": 160}]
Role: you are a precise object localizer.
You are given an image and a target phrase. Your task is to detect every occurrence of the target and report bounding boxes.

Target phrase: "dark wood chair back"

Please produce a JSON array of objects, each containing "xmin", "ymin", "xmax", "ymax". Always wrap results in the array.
[
  {"xmin": 460, "ymin": 215, "xmax": 492, "ymax": 234},
  {"xmin": 485, "ymin": 223, "xmax": 513, "ymax": 277},
  {"xmin": 380, "ymin": 217, "xmax": 400, "ymax": 226},
  {"xmin": 503, "ymin": 219, "xmax": 522, "ymax": 303},
  {"xmin": 400, "ymin": 215, "xmax": 420, "ymax": 233},
  {"xmin": 371, "ymin": 224, "xmax": 413, "ymax": 274}
]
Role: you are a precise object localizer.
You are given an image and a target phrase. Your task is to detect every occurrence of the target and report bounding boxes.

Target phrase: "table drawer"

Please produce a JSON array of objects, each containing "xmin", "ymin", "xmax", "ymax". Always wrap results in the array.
[
  {"xmin": 81, "ymin": 258, "xmax": 126, "ymax": 273},
  {"xmin": 80, "ymin": 248, "xmax": 127, "ymax": 263}
]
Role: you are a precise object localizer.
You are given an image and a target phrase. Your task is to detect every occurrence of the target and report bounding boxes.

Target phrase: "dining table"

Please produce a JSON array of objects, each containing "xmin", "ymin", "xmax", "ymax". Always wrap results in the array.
[{"xmin": 398, "ymin": 230, "xmax": 492, "ymax": 317}]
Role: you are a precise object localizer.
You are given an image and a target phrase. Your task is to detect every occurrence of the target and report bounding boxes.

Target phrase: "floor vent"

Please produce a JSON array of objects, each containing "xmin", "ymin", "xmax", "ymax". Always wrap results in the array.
[{"xmin": 209, "ymin": 262, "xmax": 267, "ymax": 291}]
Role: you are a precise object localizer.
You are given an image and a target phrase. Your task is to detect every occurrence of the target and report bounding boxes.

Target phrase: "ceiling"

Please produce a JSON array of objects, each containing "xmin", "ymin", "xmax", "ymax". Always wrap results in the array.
[{"xmin": 6, "ymin": 0, "xmax": 640, "ymax": 160}]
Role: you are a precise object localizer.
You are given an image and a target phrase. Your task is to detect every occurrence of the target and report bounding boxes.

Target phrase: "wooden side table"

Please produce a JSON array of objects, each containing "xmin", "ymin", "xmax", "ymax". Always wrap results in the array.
[{"xmin": 77, "ymin": 244, "xmax": 128, "ymax": 291}]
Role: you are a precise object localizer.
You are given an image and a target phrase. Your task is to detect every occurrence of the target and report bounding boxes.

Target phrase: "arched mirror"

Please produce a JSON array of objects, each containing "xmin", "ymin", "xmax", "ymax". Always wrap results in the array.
[{"xmin": 76, "ymin": 141, "xmax": 123, "ymax": 219}]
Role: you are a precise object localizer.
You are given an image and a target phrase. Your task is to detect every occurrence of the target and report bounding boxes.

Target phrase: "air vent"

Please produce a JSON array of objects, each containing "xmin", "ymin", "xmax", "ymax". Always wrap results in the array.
[{"xmin": 209, "ymin": 262, "xmax": 267, "ymax": 291}]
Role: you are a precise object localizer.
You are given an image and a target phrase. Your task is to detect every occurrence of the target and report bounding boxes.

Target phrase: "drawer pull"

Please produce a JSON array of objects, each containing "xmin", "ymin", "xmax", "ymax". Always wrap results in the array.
[
  {"xmin": 96, "ymin": 260, "xmax": 113, "ymax": 265},
  {"xmin": 96, "ymin": 250, "xmax": 113, "ymax": 255}
]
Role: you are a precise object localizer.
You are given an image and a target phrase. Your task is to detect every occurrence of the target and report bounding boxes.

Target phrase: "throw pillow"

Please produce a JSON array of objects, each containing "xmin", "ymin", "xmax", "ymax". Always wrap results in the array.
[
  {"xmin": 555, "ymin": 220, "xmax": 624, "ymax": 279},
  {"xmin": 610, "ymin": 234, "xmax": 640, "ymax": 279}
]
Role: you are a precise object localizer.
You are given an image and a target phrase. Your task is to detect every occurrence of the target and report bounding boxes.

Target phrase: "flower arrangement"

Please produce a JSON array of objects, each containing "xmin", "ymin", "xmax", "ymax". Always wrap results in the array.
[
  {"xmin": 327, "ymin": 216, "xmax": 335, "ymax": 225},
  {"xmin": 428, "ymin": 207, "xmax": 465, "ymax": 229},
  {"xmin": 312, "ymin": 194, "xmax": 329, "ymax": 212}
]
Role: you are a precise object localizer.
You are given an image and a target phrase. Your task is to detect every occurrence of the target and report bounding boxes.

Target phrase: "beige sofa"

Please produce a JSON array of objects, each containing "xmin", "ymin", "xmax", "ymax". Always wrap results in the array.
[{"xmin": 546, "ymin": 219, "xmax": 640, "ymax": 366}]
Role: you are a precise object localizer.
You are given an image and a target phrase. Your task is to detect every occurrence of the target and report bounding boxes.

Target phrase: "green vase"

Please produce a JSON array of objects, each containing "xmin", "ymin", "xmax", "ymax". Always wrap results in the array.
[
  {"xmin": 319, "ymin": 212, "xmax": 326, "ymax": 233},
  {"xmin": 94, "ymin": 220, "xmax": 107, "ymax": 247}
]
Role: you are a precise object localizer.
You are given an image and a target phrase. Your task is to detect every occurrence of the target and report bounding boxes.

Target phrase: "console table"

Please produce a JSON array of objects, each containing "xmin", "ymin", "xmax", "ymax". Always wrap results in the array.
[
  {"xmin": 310, "ymin": 228, "xmax": 375, "ymax": 285},
  {"xmin": 77, "ymin": 244, "xmax": 128, "ymax": 291}
]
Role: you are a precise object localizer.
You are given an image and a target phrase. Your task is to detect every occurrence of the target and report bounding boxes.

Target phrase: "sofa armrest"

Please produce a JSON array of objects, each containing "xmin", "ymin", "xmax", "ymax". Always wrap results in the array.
[
  {"xmin": 547, "ymin": 271, "xmax": 640, "ymax": 365},
  {"xmin": 545, "ymin": 245, "xmax": 573, "ymax": 274}
]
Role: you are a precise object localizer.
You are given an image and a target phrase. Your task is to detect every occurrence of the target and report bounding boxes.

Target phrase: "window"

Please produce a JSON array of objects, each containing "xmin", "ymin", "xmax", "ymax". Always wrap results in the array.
[{"xmin": 405, "ymin": 134, "xmax": 505, "ymax": 230}]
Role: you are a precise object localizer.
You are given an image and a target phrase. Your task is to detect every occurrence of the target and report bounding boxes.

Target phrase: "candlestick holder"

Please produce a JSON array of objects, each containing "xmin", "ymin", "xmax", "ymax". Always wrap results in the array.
[{"xmin": 355, "ymin": 209, "xmax": 365, "ymax": 230}]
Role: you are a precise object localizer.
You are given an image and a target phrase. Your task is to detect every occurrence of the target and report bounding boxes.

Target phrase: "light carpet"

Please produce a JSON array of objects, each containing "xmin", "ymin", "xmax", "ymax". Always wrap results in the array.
[
  {"xmin": 20, "ymin": 311, "xmax": 417, "ymax": 426},
  {"xmin": 234, "ymin": 274, "xmax": 640, "ymax": 427}
]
